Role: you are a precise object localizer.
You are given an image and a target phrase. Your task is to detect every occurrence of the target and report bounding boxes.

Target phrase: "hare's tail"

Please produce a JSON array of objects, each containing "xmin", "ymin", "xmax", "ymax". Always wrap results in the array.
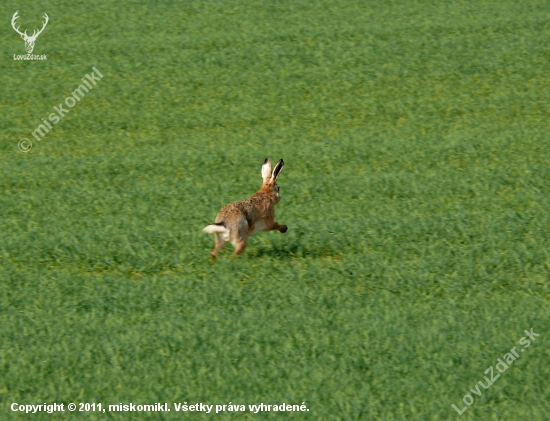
[{"xmin": 203, "ymin": 222, "xmax": 227, "ymax": 234}]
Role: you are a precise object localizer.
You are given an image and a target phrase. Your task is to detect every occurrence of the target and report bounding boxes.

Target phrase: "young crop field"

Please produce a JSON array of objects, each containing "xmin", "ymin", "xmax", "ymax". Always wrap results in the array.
[{"xmin": 1, "ymin": 0, "xmax": 549, "ymax": 419}]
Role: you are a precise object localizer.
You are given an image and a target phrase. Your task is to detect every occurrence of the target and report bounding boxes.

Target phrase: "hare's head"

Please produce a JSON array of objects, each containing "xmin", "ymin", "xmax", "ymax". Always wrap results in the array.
[{"xmin": 260, "ymin": 158, "xmax": 284, "ymax": 202}]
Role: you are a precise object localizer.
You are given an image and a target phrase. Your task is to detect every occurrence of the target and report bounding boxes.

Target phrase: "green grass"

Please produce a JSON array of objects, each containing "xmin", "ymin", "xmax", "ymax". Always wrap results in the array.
[{"xmin": 1, "ymin": 0, "xmax": 550, "ymax": 419}]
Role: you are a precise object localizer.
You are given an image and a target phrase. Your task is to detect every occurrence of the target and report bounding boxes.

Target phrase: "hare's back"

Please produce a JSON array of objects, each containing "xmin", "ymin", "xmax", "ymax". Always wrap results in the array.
[{"xmin": 216, "ymin": 199, "xmax": 256, "ymax": 224}]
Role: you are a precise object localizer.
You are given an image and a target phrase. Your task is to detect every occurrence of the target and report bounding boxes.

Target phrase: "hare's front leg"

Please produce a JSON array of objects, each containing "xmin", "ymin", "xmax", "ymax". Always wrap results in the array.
[{"xmin": 272, "ymin": 221, "xmax": 288, "ymax": 233}]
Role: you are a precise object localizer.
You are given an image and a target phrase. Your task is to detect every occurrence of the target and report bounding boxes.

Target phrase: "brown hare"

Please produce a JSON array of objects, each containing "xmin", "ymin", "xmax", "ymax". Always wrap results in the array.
[{"xmin": 203, "ymin": 158, "xmax": 288, "ymax": 258}]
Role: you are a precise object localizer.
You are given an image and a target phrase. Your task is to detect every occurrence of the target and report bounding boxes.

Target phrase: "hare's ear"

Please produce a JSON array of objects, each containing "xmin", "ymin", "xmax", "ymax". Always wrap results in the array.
[
  {"xmin": 261, "ymin": 158, "xmax": 272, "ymax": 183},
  {"xmin": 271, "ymin": 159, "xmax": 284, "ymax": 181}
]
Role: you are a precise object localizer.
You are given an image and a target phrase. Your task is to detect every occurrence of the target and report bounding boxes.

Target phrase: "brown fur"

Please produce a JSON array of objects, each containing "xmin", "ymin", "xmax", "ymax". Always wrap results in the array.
[{"xmin": 204, "ymin": 158, "xmax": 287, "ymax": 258}]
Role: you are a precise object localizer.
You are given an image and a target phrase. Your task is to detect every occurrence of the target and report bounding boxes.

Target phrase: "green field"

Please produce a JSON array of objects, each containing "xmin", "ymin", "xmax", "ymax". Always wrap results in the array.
[{"xmin": 1, "ymin": 0, "xmax": 550, "ymax": 419}]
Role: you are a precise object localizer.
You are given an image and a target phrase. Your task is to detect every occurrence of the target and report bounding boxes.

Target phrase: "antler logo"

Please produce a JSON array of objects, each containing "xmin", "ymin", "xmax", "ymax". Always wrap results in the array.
[{"xmin": 11, "ymin": 11, "xmax": 49, "ymax": 54}]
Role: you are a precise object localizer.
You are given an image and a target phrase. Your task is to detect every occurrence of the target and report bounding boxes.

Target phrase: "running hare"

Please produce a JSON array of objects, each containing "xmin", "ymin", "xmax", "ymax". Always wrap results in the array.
[{"xmin": 203, "ymin": 158, "xmax": 288, "ymax": 258}]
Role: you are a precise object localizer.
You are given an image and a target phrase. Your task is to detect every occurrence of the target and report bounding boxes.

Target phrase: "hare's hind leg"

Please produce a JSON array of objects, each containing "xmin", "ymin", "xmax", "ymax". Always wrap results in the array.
[
  {"xmin": 233, "ymin": 238, "xmax": 248, "ymax": 256},
  {"xmin": 211, "ymin": 233, "xmax": 226, "ymax": 259},
  {"xmin": 231, "ymin": 219, "xmax": 249, "ymax": 256}
]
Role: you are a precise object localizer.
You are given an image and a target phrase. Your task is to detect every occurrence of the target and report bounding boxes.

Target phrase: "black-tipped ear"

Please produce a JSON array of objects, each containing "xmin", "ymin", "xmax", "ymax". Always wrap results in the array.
[{"xmin": 272, "ymin": 159, "xmax": 284, "ymax": 180}]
